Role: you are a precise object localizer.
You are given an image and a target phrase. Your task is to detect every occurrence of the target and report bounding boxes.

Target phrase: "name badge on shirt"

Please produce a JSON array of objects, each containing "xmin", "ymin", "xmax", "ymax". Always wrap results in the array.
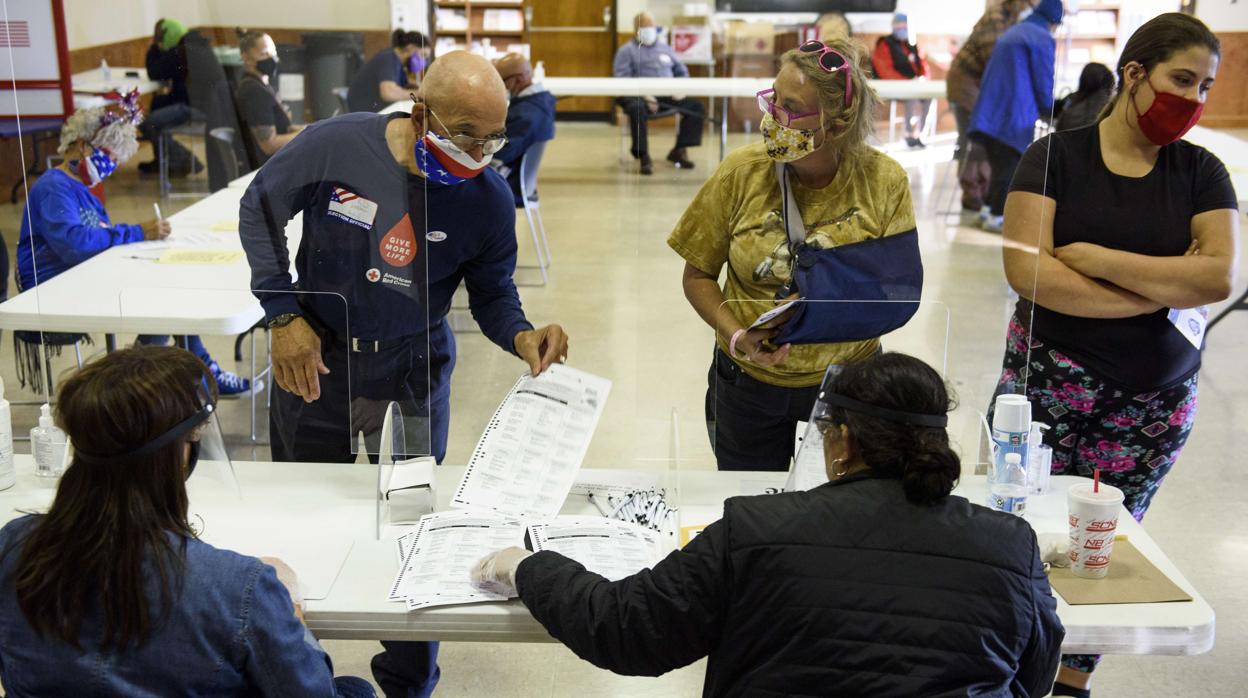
[
  {"xmin": 1167, "ymin": 307, "xmax": 1207, "ymax": 350},
  {"xmin": 658, "ymin": 54, "xmax": 672, "ymax": 65},
  {"xmin": 327, "ymin": 186, "xmax": 378, "ymax": 230}
]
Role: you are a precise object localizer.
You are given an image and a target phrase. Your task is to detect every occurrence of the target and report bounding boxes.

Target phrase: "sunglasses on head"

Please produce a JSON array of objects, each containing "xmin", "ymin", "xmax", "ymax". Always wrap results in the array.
[{"xmin": 799, "ymin": 40, "xmax": 853, "ymax": 109}]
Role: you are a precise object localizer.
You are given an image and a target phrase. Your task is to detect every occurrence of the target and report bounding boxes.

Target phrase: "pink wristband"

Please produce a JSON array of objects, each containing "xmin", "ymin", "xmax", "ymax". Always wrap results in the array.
[{"xmin": 729, "ymin": 329, "xmax": 747, "ymax": 359}]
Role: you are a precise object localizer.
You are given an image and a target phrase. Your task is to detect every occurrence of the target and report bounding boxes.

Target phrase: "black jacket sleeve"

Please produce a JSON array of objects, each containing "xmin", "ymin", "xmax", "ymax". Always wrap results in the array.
[
  {"xmin": 145, "ymin": 43, "xmax": 185, "ymax": 82},
  {"xmin": 515, "ymin": 520, "xmax": 730, "ymax": 676},
  {"xmin": 1015, "ymin": 532, "xmax": 1065, "ymax": 697}
]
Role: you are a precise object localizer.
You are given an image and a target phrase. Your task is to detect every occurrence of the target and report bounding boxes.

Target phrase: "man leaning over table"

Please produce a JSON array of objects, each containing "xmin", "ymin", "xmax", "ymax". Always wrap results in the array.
[
  {"xmin": 238, "ymin": 50, "xmax": 568, "ymax": 698},
  {"xmin": 614, "ymin": 11, "xmax": 705, "ymax": 175}
]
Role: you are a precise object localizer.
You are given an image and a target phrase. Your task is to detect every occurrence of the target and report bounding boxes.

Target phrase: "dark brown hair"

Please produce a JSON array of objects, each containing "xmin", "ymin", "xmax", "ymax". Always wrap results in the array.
[
  {"xmin": 823, "ymin": 352, "xmax": 960, "ymax": 505},
  {"xmin": 1099, "ymin": 12, "xmax": 1221, "ymax": 120},
  {"xmin": 10, "ymin": 345, "xmax": 216, "ymax": 650}
]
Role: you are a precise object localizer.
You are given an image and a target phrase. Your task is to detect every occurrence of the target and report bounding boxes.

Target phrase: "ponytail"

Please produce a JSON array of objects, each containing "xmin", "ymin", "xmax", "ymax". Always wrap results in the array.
[{"xmin": 825, "ymin": 353, "xmax": 960, "ymax": 505}]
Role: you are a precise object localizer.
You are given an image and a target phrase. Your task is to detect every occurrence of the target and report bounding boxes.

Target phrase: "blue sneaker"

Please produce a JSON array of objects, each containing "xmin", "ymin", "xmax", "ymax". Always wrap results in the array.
[{"xmin": 208, "ymin": 361, "xmax": 259, "ymax": 398}]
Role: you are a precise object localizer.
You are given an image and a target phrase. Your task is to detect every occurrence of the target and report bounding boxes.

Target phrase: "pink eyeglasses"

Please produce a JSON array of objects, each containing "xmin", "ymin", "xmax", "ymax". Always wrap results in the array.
[{"xmin": 756, "ymin": 41, "xmax": 854, "ymax": 126}]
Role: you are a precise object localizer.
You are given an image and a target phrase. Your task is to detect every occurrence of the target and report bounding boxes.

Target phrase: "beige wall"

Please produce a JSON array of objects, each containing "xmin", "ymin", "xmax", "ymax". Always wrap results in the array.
[
  {"xmin": 61, "ymin": 0, "xmax": 392, "ymax": 50},
  {"xmin": 1195, "ymin": 0, "xmax": 1248, "ymax": 31},
  {"xmin": 62, "ymin": 0, "xmax": 204, "ymax": 49},
  {"xmin": 196, "ymin": 0, "xmax": 391, "ymax": 30}
]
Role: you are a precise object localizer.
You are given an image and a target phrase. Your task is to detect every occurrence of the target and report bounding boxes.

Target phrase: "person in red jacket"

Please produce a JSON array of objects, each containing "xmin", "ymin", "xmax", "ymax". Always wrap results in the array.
[{"xmin": 872, "ymin": 13, "xmax": 930, "ymax": 148}]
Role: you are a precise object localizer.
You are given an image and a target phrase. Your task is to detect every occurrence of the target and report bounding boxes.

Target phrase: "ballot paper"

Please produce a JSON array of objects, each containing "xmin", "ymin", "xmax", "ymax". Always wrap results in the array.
[
  {"xmin": 527, "ymin": 516, "xmax": 666, "ymax": 581},
  {"xmin": 389, "ymin": 510, "xmax": 526, "ymax": 610},
  {"xmin": 749, "ymin": 297, "xmax": 804, "ymax": 330},
  {"xmin": 451, "ymin": 365, "xmax": 612, "ymax": 518},
  {"xmin": 785, "ymin": 420, "xmax": 827, "ymax": 492},
  {"xmin": 157, "ymin": 249, "xmax": 245, "ymax": 265}
]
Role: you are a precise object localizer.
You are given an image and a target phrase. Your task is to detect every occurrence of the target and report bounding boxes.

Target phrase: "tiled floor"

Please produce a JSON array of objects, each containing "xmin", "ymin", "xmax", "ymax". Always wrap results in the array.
[{"xmin": 1, "ymin": 121, "xmax": 1245, "ymax": 696}]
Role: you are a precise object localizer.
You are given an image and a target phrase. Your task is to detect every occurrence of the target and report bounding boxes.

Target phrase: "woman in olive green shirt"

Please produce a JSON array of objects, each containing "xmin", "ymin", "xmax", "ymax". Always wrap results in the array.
[{"xmin": 669, "ymin": 38, "xmax": 919, "ymax": 470}]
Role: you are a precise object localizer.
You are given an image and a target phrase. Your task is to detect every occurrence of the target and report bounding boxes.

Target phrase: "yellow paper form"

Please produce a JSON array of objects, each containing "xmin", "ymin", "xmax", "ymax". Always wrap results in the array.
[
  {"xmin": 209, "ymin": 220, "xmax": 239, "ymax": 232},
  {"xmin": 157, "ymin": 249, "xmax": 245, "ymax": 265}
]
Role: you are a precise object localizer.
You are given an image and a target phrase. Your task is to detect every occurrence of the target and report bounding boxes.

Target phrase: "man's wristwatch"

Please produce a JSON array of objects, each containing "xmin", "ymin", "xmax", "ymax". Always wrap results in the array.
[{"xmin": 267, "ymin": 313, "xmax": 301, "ymax": 329}]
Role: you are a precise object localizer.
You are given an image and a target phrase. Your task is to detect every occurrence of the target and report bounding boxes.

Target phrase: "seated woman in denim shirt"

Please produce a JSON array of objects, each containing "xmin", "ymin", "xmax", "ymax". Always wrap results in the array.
[{"xmin": 0, "ymin": 345, "xmax": 372, "ymax": 697}]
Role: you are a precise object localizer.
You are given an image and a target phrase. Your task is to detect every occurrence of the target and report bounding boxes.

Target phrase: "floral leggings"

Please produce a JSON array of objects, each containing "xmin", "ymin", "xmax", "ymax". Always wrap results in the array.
[{"xmin": 991, "ymin": 315, "xmax": 1199, "ymax": 674}]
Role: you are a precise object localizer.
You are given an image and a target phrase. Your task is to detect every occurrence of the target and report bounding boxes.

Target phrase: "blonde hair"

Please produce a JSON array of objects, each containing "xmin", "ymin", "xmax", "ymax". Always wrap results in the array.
[
  {"xmin": 58, "ymin": 107, "xmax": 139, "ymax": 163},
  {"xmin": 780, "ymin": 38, "xmax": 880, "ymax": 153}
]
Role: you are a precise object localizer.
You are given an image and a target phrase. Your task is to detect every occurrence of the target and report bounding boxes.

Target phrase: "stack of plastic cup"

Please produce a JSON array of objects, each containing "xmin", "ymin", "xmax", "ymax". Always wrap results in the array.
[{"xmin": 1067, "ymin": 481, "xmax": 1125, "ymax": 579}]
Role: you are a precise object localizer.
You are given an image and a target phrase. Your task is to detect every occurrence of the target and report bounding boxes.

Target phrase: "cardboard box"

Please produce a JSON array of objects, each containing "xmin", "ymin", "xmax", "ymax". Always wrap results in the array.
[{"xmin": 725, "ymin": 21, "xmax": 775, "ymax": 56}]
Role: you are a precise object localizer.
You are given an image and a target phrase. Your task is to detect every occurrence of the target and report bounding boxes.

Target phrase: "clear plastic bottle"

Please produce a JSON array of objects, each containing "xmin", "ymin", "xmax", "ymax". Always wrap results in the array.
[
  {"xmin": 533, "ymin": 60, "xmax": 546, "ymax": 83},
  {"xmin": 31, "ymin": 404, "xmax": 67, "ymax": 479},
  {"xmin": 990, "ymin": 453, "xmax": 1028, "ymax": 516},
  {"xmin": 100, "ymin": 59, "xmax": 111, "ymax": 82},
  {"xmin": 0, "ymin": 377, "xmax": 13, "ymax": 490},
  {"xmin": 1027, "ymin": 422, "xmax": 1052, "ymax": 495}
]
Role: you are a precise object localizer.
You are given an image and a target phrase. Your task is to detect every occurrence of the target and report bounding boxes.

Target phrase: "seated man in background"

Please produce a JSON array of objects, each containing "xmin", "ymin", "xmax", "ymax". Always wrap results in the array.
[
  {"xmin": 139, "ymin": 18, "xmax": 201, "ymax": 175},
  {"xmin": 613, "ymin": 12, "xmax": 704, "ymax": 175},
  {"xmin": 348, "ymin": 29, "xmax": 429, "ymax": 113},
  {"xmin": 236, "ymin": 30, "xmax": 304, "ymax": 168},
  {"xmin": 15, "ymin": 102, "xmax": 253, "ymax": 396},
  {"xmin": 491, "ymin": 53, "xmax": 556, "ymax": 205}
]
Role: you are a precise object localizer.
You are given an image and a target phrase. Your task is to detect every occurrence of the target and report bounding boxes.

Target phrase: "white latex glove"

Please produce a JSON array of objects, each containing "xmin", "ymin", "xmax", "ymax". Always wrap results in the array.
[
  {"xmin": 260, "ymin": 556, "xmax": 305, "ymax": 610},
  {"xmin": 1037, "ymin": 532, "xmax": 1070, "ymax": 568},
  {"xmin": 470, "ymin": 546, "xmax": 533, "ymax": 597}
]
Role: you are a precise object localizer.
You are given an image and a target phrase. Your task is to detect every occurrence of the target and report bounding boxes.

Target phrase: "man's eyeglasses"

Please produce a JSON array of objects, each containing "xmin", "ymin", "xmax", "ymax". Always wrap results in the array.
[
  {"xmin": 756, "ymin": 89, "xmax": 820, "ymax": 128},
  {"xmin": 428, "ymin": 106, "xmax": 508, "ymax": 156},
  {"xmin": 798, "ymin": 40, "xmax": 853, "ymax": 109}
]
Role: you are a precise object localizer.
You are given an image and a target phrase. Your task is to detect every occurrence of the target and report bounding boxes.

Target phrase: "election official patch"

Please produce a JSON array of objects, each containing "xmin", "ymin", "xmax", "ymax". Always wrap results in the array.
[
  {"xmin": 380, "ymin": 213, "xmax": 417, "ymax": 267},
  {"xmin": 327, "ymin": 186, "xmax": 378, "ymax": 230}
]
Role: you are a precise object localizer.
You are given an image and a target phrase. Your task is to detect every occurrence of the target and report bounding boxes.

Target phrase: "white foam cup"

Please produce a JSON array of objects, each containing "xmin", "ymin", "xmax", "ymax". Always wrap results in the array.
[{"xmin": 1067, "ymin": 481, "xmax": 1125, "ymax": 579}]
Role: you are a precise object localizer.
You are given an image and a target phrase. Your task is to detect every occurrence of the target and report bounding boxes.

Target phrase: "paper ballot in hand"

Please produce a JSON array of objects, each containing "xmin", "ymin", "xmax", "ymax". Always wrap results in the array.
[{"xmin": 450, "ymin": 365, "xmax": 611, "ymax": 519}]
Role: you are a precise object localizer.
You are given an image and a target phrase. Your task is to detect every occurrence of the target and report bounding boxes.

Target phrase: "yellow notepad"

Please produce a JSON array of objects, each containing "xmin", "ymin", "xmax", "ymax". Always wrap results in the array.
[{"xmin": 157, "ymin": 249, "xmax": 245, "ymax": 265}]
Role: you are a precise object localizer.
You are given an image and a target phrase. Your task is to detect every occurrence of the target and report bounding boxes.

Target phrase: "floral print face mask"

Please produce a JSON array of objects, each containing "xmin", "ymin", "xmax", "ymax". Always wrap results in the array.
[{"xmin": 761, "ymin": 111, "xmax": 821, "ymax": 163}]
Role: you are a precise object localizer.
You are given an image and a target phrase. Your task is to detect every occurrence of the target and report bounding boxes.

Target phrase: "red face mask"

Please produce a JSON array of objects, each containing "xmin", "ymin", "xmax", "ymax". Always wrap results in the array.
[{"xmin": 1131, "ymin": 75, "xmax": 1203, "ymax": 146}]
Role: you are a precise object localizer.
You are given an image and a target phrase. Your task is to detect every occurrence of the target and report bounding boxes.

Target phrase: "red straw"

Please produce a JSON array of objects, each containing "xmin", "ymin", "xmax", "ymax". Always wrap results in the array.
[{"xmin": 1094, "ymin": 468, "xmax": 1101, "ymax": 494}]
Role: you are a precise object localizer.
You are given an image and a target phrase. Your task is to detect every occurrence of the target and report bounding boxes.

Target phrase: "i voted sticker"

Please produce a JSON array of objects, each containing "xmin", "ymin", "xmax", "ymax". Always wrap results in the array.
[
  {"xmin": 659, "ymin": 54, "xmax": 672, "ymax": 65},
  {"xmin": 426, "ymin": 230, "xmax": 447, "ymax": 242}
]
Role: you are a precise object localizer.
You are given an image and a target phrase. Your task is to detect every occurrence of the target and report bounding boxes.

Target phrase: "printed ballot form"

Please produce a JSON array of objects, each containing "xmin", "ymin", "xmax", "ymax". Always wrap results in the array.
[
  {"xmin": 527, "ymin": 516, "xmax": 666, "ymax": 581},
  {"xmin": 389, "ymin": 510, "xmax": 525, "ymax": 610},
  {"xmin": 451, "ymin": 365, "xmax": 612, "ymax": 518}
]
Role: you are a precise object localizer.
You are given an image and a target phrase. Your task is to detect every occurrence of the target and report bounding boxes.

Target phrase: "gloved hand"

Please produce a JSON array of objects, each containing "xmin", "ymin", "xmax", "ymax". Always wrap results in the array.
[
  {"xmin": 470, "ymin": 547, "xmax": 534, "ymax": 598},
  {"xmin": 1037, "ymin": 532, "xmax": 1070, "ymax": 568}
]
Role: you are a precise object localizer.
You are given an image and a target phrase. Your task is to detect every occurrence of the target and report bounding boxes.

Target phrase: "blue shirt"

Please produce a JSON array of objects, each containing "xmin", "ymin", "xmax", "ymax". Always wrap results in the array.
[
  {"xmin": 494, "ymin": 87, "xmax": 557, "ymax": 205},
  {"xmin": 613, "ymin": 39, "xmax": 689, "ymax": 78},
  {"xmin": 16, "ymin": 169, "xmax": 144, "ymax": 291},
  {"xmin": 239, "ymin": 112, "xmax": 532, "ymax": 392},
  {"xmin": 0, "ymin": 515, "xmax": 340, "ymax": 697},
  {"xmin": 348, "ymin": 49, "xmax": 407, "ymax": 113},
  {"xmin": 968, "ymin": 15, "xmax": 1056, "ymax": 154}
]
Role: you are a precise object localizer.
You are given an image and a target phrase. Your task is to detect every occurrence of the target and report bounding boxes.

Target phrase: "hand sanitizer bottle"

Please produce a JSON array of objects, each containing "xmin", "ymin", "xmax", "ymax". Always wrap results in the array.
[
  {"xmin": 0, "ymin": 377, "xmax": 13, "ymax": 490},
  {"xmin": 100, "ymin": 59, "xmax": 111, "ymax": 82},
  {"xmin": 32, "ymin": 404, "xmax": 67, "ymax": 479}
]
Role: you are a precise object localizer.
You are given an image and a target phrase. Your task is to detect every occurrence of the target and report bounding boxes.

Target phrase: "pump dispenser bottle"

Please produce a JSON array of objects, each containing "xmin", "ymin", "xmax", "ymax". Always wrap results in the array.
[{"xmin": 32, "ymin": 404, "xmax": 67, "ymax": 478}]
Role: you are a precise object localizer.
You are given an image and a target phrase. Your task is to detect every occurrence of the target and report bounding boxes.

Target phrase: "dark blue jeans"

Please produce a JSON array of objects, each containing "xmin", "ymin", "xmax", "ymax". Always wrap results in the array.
[
  {"xmin": 334, "ymin": 676, "xmax": 378, "ymax": 698},
  {"xmin": 137, "ymin": 334, "xmax": 212, "ymax": 364},
  {"xmin": 138, "ymin": 102, "xmax": 199, "ymax": 167}
]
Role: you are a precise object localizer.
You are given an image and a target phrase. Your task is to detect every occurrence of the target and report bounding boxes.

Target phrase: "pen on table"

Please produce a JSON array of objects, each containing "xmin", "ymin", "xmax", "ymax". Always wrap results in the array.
[{"xmin": 153, "ymin": 203, "xmax": 163, "ymax": 222}]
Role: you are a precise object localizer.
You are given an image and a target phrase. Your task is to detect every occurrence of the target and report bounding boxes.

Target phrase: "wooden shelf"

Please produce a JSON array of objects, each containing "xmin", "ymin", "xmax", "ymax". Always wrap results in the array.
[
  {"xmin": 437, "ymin": 28, "xmax": 468, "ymax": 36},
  {"xmin": 476, "ymin": 30, "xmax": 525, "ymax": 36}
]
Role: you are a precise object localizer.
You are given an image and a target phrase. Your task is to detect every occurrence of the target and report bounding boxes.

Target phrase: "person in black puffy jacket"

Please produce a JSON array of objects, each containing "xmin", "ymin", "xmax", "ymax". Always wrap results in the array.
[{"xmin": 474, "ymin": 352, "xmax": 1064, "ymax": 697}]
